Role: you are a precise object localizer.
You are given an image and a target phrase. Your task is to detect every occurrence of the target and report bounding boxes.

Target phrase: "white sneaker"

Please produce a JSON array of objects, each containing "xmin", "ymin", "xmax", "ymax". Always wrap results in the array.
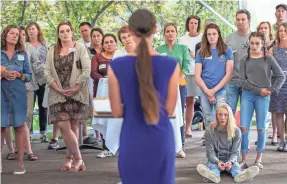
[
  {"xmin": 196, "ymin": 164, "xmax": 221, "ymax": 183},
  {"xmin": 176, "ymin": 149, "xmax": 186, "ymax": 158},
  {"xmin": 234, "ymin": 166, "xmax": 260, "ymax": 183},
  {"xmin": 97, "ymin": 150, "xmax": 113, "ymax": 158}
]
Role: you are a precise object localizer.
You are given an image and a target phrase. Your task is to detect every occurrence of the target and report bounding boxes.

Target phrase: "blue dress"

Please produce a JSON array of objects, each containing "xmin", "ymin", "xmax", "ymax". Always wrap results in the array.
[
  {"xmin": 1, "ymin": 50, "xmax": 31, "ymax": 128},
  {"xmin": 110, "ymin": 56, "xmax": 177, "ymax": 184}
]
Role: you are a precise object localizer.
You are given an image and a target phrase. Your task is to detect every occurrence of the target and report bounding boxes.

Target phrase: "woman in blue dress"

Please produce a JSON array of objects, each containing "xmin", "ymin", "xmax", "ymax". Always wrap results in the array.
[
  {"xmin": 1, "ymin": 25, "xmax": 32, "ymax": 174},
  {"xmin": 108, "ymin": 9, "xmax": 180, "ymax": 184}
]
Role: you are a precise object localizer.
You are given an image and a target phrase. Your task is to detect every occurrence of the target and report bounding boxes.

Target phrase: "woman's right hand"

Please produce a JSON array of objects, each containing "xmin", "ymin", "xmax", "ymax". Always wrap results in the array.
[
  {"xmin": 58, "ymin": 89, "xmax": 67, "ymax": 96},
  {"xmin": 260, "ymin": 88, "xmax": 271, "ymax": 96}
]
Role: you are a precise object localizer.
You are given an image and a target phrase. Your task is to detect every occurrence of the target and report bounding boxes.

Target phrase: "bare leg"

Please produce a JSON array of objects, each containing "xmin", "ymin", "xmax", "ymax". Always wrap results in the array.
[
  {"xmin": 185, "ymin": 96, "xmax": 195, "ymax": 136},
  {"xmin": 271, "ymin": 113, "xmax": 278, "ymax": 142},
  {"xmin": 82, "ymin": 121, "xmax": 88, "ymax": 137},
  {"xmin": 58, "ymin": 120, "xmax": 84, "ymax": 171},
  {"xmin": 14, "ymin": 125, "xmax": 26, "ymax": 170},
  {"xmin": 276, "ymin": 113, "xmax": 285, "ymax": 145},
  {"xmin": 52, "ymin": 123, "xmax": 60, "ymax": 140},
  {"xmin": 1, "ymin": 128, "xmax": 7, "ymax": 152},
  {"xmin": 4, "ymin": 127, "xmax": 15, "ymax": 153}
]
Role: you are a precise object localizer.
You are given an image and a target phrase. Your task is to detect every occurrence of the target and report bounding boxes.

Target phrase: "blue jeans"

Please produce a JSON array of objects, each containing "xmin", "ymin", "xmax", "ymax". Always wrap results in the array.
[
  {"xmin": 240, "ymin": 90, "xmax": 270, "ymax": 154},
  {"xmin": 226, "ymin": 83, "xmax": 242, "ymax": 115},
  {"xmin": 200, "ymin": 88, "xmax": 227, "ymax": 127},
  {"xmin": 207, "ymin": 161, "xmax": 241, "ymax": 178},
  {"xmin": 179, "ymin": 86, "xmax": 187, "ymax": 146}
]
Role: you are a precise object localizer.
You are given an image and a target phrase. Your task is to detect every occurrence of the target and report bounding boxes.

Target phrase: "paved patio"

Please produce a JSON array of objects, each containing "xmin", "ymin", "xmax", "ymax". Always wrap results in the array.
[{"xmin": 1, "ymin": 128, "xmax": 287, "ymax": 184}]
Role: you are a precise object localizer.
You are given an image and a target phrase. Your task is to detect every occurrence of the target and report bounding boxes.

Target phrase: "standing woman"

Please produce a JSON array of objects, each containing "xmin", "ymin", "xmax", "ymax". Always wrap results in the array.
[
  {"xmin": 179, "ymin": 15, "xmax": 202, "ymax": 138},
  {"xmin": 156, "ymin": 23, "xmax": 191, "ymax": 158},
  {"xmin": 108, "ymin": 9, "xmax": 179, "ymax": 184},
  {"xmin": 44, "ymin": 21, "xmax": 92, "ymax": 172},
  {"xmin": 89, "ymin": 28, "xmax": 104, "ymax": 56},
  {"xmin": 239, "ymin": 32, "xmax": 285, "ymax": 169},
  {"xmin": 195, "ymin": 24, "xmax": 233, "ymax": 129},
  {"xmin": 26, "ymin": 22, "xmax": 49, "ymax": 142},
  {"xmin": 257, "ymin": 21, "xmax": 277, "ymax": 145},
  {"xmin": 91, "ymin": 33, "xmax": 117, "ymax": 158},
  {"xmin": 269, "ymin": 23, "xmax": 287, "ymax": 152},
  {"xmin": 257, "ymin": 21, "xmax": 275, "ymax": 50},
  {"xmin": 1, "ymin": 25, "xmax": 32, "ymax": 174},
  {"xmin": 91, "ymin": 33, "xmax": 117, "ymax": 97}
]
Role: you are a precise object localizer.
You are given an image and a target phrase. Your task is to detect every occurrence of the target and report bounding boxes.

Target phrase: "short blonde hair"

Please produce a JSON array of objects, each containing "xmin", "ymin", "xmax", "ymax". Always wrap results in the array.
[{"xmin": 212, "ymin": 103, "xmax": 237, "ymax": 141}]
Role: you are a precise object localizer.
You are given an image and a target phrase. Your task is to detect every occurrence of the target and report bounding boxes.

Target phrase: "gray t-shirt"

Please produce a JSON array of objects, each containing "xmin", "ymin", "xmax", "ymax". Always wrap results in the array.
[
  {"xmin": 225, "ymin": 31, "xmax": 250, "ymax": 83},
  {"xmin": 240, "ymin": 55, "xmax": 285, "ymax": 95}
]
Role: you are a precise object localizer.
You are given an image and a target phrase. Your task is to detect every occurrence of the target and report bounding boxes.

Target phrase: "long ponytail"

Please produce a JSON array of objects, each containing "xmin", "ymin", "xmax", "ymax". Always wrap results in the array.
[
  {"xmin": 129, "ymin": 9, "xmax": 159, "ymax": 125},
  {"xmin": 136, "ymin": 37, "xmax": 159, "ymax": 125}
]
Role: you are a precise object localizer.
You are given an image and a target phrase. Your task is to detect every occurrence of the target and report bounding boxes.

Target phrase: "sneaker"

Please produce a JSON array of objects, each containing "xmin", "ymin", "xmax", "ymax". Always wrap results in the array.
[
  {"xmin": 40, "ymin": 134, "xmax": 49, "ymax": 143},
  {"xmin": 254, "ymin": 161, "xmax": 263, "ymax": 169},
  {"xmin": 97, "ymin": 150, "xmax": 113, "ymax": 158},
  {"xmin": 176, "ymin": 149, "xmax": 186, "ymax": 158},
  {"xmin": 13, "ymin": 168, "xmax": 26, "ymax": 175},
  {"xmin": 196, "ymin": 164, "xmax": 221, "ymax": 183},
  {"xmin": 83, "ymin": 137, "xmax": 97, "ymax": 145},
  {"xmin": 234, "ymin": 166, "xmax": 260, "ymax": 183},
  {"xmin": 239, "ymin": 161, "xmax": 249, "ymax": 170},
  {"xmin": 47, "ymin": 139, "xmax": 59, "ymax": 149},
  {"xmin": 93, "ymin": 139, "xmax": 102, "ymax": 147}
]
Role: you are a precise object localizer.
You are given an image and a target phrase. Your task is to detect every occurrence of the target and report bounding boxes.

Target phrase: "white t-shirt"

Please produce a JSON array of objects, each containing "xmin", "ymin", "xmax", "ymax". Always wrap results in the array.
[
  {"xmin": 179, "ymin": 33, "xmax": 203, "ymax": 75},
  {"xmin": 112, "ymin": 49, "xmax": 128, "ymax": 59}
]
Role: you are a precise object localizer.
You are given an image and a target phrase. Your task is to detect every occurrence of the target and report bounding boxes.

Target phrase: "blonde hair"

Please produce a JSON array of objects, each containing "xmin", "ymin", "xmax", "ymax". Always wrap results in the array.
[{"xmin": 212, "ymin": 103, "xmax": 237, "ymax": 141}]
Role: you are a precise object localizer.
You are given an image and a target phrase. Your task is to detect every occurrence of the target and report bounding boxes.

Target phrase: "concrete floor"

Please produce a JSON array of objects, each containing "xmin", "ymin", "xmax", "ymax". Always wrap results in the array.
[{"xmin": 1, "ymin": 128, "xmax": 287, "ymax": 184}]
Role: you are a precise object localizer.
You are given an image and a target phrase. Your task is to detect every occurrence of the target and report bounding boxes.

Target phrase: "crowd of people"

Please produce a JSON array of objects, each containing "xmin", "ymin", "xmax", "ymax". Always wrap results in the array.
[{"xmin": 1, "ymin": 3, "xmax": 287, "ymax": 184}]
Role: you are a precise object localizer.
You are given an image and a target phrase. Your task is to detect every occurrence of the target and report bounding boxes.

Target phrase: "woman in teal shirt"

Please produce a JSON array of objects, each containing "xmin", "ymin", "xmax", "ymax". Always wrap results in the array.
[{"xmin": 156, "ymin": 23, "xmax": 191, "ymax": 158}]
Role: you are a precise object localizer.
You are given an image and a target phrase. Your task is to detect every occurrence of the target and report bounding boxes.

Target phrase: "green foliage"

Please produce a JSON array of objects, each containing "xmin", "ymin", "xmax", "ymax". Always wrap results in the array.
[{"xmin": 1, "ymin": 0, "xmax": 238, "ymax": 47}]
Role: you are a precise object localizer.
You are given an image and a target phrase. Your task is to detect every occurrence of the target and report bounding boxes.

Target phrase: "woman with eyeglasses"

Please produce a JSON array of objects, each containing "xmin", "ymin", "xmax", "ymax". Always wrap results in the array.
[{"xmin": 44, "ymin": 21, "xmax": 92, "ymax": 172}]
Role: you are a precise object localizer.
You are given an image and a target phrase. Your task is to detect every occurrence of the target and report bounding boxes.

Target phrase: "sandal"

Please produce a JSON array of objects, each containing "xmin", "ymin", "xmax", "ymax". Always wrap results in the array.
[
  {"xmin": 69, "ymin": 160, "xmax": 86, "ymax": 173},
  {"xmin": 6, "ymin": 153, "xmax": 16, "ymax": 160},
  {"xmin": 27, "ymin": 154, "xmax": 38, "ymax": 161},
  {"xmin": 60, "ymin": 156, "xmax": 73, "ymax": 172},
  {"xmin": 254, "ymin": 160, "xmax": 263, "ymax": 169}
]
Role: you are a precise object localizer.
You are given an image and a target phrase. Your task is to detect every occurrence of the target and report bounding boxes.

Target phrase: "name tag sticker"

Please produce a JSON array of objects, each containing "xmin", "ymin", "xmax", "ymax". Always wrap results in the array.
[
  {"xmin": 17, "ymin": 55, "xmax": 24, "ymax": 60},
  {"xmin": 205, "ymin": 56, "xmax": 212, "ymax": 59},
  {"xmin": 69, "ymin": 48, "xmax": 76, "ymax": 53},
  {"xmin": 160, "ymin": 53, "xmax": 168, "ymax": 56},
  {"xmin": 99, "ymin": 64, "xmax": 106, "ymax": 70}
]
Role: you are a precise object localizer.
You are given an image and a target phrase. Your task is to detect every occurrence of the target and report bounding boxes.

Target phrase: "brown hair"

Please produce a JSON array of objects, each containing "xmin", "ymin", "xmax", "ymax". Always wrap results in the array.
[
  {"xmin": 117, "ymin": 25, "xmax": 129, "ymax": 43},
  {"xmin": 25, "ymin": 22, "xmax": 45, "ymax": 43},
  {"xmin": 55, "ymin": 21, "xmax": 75, "ymax": 56},
  {"xmin": 276, "ymin": 22, "xmax": 287, "ymax": 45},
  {"xmin": 90, "ymin": 27, "xmax": 104, "ymax": 48},
  {"xmin": 200, "ymin": 24, "xmax": 227, "ymax": 57},
  {"xmin": 246, "ymin": 31, "xmax": 267, "ymax": 61},
  {"xmin": 185, "ymin": 15, "xmax": 201, "ymax": 32},
  {"xmin": 164, "ymin": 23, "xmax": 178, "ymax": 34},
  {"xmin": 1, "ymin": 25, "xmax": 25, "ymax": 52},
  {"xmin": 256, "ymin": 21, "xmax": 274, "ymax": 41},
  {"xmin": 128, "ymin": 9, "xmax": 159, "ymax": 125}
]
